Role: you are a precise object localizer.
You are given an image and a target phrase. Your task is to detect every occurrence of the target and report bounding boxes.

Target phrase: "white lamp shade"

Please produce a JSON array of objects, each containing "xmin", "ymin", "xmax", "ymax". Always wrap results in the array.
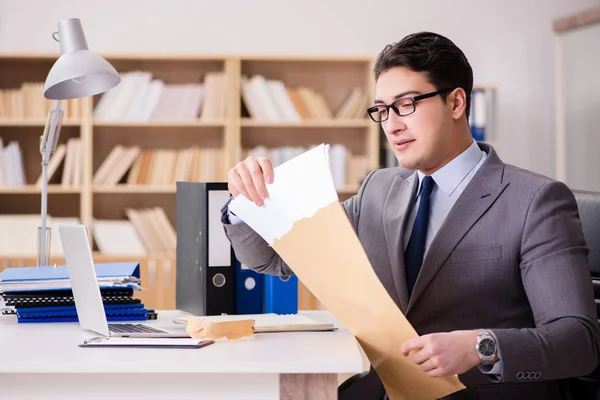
[
  {"xmin": 43, "ymin": 18, "xmax": 120, "ymax": 100},
  {"xmin": 44, "ymin": 50, "xmax": 121, "ymax": 100}
]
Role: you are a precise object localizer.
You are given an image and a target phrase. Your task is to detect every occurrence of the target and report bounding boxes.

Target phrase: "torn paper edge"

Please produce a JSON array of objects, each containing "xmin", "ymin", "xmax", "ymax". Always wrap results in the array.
[{"xmin": 229, "ymin": 143, "xmax": 340, "ymax": 245}]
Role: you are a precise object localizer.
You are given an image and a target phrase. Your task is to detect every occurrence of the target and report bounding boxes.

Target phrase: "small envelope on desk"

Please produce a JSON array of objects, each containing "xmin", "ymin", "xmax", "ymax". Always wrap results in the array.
[{"xmin": 186, "ymin": 317, "xmax": 255, "ymax": 340}]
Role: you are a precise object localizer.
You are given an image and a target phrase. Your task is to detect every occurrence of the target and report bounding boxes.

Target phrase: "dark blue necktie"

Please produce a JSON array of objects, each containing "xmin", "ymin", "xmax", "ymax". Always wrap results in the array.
[{"xmin": 405, "ymin": 175, "xmax": 435, "ymax": 297}]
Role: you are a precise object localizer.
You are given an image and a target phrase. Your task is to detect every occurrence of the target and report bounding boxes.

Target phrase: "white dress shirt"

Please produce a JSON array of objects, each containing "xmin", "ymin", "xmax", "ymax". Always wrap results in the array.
[{"xmin": 403, "ymin": 139, "xmax": 486, "ymax": 253}]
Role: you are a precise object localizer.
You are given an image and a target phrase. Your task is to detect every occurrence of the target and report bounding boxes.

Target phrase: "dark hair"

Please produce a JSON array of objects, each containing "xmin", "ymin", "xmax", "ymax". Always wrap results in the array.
[{"xmin": 373, "ymin": 32, "xmax": 473, "ymax": 119}]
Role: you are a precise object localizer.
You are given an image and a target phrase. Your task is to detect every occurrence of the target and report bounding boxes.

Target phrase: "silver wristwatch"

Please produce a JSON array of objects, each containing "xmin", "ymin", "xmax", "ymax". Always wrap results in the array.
[{"xmin": 475, "ymin": 329, "xmax": 498, "ymax": 365}]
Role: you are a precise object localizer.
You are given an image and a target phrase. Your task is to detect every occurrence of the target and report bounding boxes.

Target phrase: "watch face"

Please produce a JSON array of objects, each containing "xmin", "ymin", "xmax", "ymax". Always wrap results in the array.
[{"xmin": 478, "ymin": 338, "xmax": 496, "ymax": 357}]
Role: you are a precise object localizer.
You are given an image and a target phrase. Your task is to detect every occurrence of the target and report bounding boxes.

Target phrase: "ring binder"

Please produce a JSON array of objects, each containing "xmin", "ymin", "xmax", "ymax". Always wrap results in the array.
[{"xmin": 176, "ymin": 182, "xmax": 236, "ymax": 316}]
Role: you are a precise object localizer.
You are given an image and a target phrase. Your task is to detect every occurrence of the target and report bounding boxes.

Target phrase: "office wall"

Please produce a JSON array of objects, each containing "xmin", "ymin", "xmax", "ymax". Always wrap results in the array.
[
  {"xmin": 561, "ymin": 23, "xmax": 600, "ymax": 191},
  {"xmin": 0, "ymin": 0, "xmax": 598, "ymax": 179}
]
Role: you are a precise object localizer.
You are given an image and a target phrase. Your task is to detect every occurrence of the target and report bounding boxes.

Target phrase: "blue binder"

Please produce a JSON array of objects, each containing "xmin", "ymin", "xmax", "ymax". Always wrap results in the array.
[
  {"xmin": 469, "ymin": 89, "xmax": 487, "ymax": 142},
  {"xmin": 263, "ymin": 274, "xmax": 298, "ymax": 314},
  {"xmin": 235, "ymin": 259, "xmax": 264, "ymax": 314},
  {"xmin": 16, "ymin": 303, "xmax": 145, "ymax": 314}
]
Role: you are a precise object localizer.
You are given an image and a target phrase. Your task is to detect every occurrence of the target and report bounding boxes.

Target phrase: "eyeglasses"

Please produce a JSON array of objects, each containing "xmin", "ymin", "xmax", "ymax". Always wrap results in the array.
[{"xmin": 366, "ymin": 89, "xmax": 450, "ymax": 123}]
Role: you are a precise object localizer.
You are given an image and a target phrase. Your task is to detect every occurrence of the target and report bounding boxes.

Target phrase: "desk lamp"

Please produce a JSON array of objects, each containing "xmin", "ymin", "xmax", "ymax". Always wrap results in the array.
[{"xmin": 38, "ymin": 18, "xmax": 120, "ymax": 266}]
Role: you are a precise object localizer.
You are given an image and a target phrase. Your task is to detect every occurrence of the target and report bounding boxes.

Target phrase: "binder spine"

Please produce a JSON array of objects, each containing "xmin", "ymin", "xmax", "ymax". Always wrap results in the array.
[
  {"xmin": 176, "ymin": 182, "xmax": 236, "ymax": 316},
  {"xmin": 235, "ymin": 259, "xmax": 264, "ymax": 314},
  {"xmin": 263, "ymin": 274, "xmax": 298, "ymax": 314}
]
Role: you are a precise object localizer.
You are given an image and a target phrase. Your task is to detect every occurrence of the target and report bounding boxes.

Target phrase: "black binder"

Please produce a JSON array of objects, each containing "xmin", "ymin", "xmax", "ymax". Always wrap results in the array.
[{"xmin": 176, "ymin": 182, "xmax": 236, "ymax": 316}]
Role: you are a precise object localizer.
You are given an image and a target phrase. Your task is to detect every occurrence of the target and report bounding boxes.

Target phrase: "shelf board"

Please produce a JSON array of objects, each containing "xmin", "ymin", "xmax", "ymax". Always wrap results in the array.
[
  {"xmin": 0, "ymin": 251, "xmax": 175, "ymax": 263},
  {"xmin": 240, "ymin": 54, "xmax": 373, "ymax": 62},
  {"xmin": 241, "ymin": 119, "xmax": 371, "ymax": 128},
  {"xmin": 93, "ymin": 185, "xmax": 176, "ymax": 194},
  {"xmin": 0, "ymin": 185, "xmax": 80, "ymax": 194},
  {"xmin": 0, "ymin": 119, "xmax": 81, "ymax": 127},
  {"xmin": 93, "ymin": 120, "xmax": 225, "ymax": 128},
  {"xmin": 93, "ymin": 185, "xmax": 358, "ymax": 196},
  {"xmin": 0, "ymin": 53, "xmax": 373, "ymax": 62}
]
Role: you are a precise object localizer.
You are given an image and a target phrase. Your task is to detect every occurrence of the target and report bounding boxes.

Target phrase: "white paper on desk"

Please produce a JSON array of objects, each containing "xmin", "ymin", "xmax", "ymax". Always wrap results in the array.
[
  {"xmin": 227, "ymin": 144, "xmax": 465, "ymax": 400},
  {"xmin": 229, "ymin": 144, "xmax": 338, "ymax": 246}
]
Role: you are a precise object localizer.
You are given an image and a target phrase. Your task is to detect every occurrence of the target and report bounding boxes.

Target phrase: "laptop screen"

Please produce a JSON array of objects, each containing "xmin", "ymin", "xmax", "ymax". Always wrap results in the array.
[{"xmin": 58, "ymin": 224, "xmax": 110, "ymax": 336}]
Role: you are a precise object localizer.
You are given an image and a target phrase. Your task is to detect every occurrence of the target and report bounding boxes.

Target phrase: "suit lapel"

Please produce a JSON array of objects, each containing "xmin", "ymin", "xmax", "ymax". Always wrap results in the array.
[
  {"xmin": 383, "ymin": 172, "xmax": 418, "ymax": 312},
  {"xmin": 406, "ymin": 146, "xmax": 509, "ymax": 313}
]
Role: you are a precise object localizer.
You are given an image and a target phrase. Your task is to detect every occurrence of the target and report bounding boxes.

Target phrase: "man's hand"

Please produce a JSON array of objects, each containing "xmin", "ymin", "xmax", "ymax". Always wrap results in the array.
[
  {"xmin": 227, "ymin": 156, "xmax": 274, "ymax": 207},
  {"xmin": 401, "ymin": 330, "xmax": 480, "ymax": 378}
]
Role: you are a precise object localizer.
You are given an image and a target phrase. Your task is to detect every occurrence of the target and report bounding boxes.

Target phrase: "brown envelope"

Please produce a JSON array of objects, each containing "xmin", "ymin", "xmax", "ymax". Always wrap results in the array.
[{"xmin": 272, "ymin": 200, "xmax": 465, "ymax": 400}]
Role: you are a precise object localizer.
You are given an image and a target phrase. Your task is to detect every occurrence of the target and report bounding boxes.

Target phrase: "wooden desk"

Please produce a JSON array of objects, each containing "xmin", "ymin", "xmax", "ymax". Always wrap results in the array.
[{"xmin": 0, "ymin": 310, "xmax": 367, "ymax": 399}]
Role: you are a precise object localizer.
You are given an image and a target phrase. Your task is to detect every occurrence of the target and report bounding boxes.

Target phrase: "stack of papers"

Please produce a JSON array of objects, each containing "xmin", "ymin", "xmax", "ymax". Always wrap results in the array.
[{"xmin": 0, "ymin": 262, "xmax": 149, "ymax": 323}]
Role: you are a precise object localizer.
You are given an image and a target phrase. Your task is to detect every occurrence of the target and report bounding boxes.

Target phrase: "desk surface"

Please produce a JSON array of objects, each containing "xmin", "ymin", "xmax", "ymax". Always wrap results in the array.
[{"xmin": 0, "ymin": 309, "xmax": 366, "ymax": 375}]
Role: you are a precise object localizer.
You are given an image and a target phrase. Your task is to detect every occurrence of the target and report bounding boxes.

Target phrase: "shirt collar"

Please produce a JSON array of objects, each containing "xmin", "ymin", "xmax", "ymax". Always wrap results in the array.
[{"xmin": 416, "ymin": 140, "xmax": 484, "ymax": 197}]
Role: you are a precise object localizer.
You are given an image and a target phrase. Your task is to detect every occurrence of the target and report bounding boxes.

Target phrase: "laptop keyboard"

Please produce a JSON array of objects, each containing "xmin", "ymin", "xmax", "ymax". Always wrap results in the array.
[{"xmin": 108, "ymin": 323, "xmax": 167, "ymax": 334}]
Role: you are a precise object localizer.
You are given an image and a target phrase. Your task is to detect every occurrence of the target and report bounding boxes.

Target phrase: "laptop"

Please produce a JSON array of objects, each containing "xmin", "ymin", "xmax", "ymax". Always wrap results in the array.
[{"xmin": 58, "ymin": 223, "xmax": 189, "ymax": 338}]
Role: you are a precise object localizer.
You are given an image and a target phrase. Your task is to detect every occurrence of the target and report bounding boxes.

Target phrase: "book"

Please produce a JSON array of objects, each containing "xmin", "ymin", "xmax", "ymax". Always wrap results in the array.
[{"xmin": 172, "ymin": 313, "xmax": 336, "ymax": 333}]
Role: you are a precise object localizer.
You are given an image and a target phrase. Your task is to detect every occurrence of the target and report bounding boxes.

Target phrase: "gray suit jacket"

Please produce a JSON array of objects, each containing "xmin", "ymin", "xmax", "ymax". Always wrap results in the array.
[{"xmin": 222, "ymin": 142, "xmax": 600, "ymax": 400}]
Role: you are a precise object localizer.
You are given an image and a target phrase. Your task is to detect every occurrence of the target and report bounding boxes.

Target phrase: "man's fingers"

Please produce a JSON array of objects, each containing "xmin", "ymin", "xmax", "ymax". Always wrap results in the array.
[
  {"xmin": 247, "ymin": 160, "xmax": 269, "ymax": 200},
  {"xmin": 411, "ymin": 349, "xmax": 430, "ymax": 365},
  {"xmin": 426, "ymin": 368, "xmax": 445, "ymax": 378},
  {"xmin": 227, "ymin": 157, "xmax": 275, "ymax": 207},
  {"xmin": 237, "ymin": 167, "xmax": 263, "ymax": 206},
  {"xmin": 419, "ymin": 358, "xmax": 437, "ymax": 373},
  {"xmin": 227, "ymin": 169, "xmax": 241, "ymax": 197},
  {"xmin": 401, "ymin": 337, "xmax": 425, "ymax": 356},
  {"xmin": 257, "ymin": 157, "xmax": 274, "ymax": 184},
  {"xmin": 228, "ymin": 172, "xmax": 250, "ymax": 202}
]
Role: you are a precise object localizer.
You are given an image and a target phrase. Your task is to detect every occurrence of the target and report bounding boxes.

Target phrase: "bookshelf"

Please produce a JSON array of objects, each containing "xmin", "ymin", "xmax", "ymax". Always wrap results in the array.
[{"xmin": 0, "ymin": 53, "xmax": 379, "ymax": 310}]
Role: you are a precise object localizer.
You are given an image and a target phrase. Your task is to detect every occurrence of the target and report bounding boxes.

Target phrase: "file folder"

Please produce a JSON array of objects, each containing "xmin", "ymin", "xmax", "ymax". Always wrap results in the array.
[
  {"xmin": 0, "ymin": 262, "xmax": 141, "ymax": 293},
  {"xmin": 176, "ymin": 182, "xmax": 236, "ymax": 316},
  {"xmin": 263, "ymin": 274, "xmax": 298, "ymax": 314},
  {"xmin": 235, "ymin": 259, "xmax": 264, "ymax": 315}
]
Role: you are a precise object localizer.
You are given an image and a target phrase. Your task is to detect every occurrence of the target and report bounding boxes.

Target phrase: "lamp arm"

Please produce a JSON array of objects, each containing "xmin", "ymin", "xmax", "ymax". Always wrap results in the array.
[{"xmin": 38, "ymin": 100, "xmax": 63, "ymax": 267}]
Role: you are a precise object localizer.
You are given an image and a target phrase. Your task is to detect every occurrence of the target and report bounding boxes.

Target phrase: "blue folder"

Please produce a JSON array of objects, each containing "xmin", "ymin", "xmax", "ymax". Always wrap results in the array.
[
  {"xmin": 0, "ymin": 262, "xmax": 140, "ymax": 281},
  {"xmin": 0, "ymin": 262, "xmax": 140, "ymax": 293},
  {"xmin": 263, "ymin": 274, "xmax": 298, "ymax": 314},
  {"xmin": 235, "ymin": 259, "xmax": 264, "ymax": 314}
]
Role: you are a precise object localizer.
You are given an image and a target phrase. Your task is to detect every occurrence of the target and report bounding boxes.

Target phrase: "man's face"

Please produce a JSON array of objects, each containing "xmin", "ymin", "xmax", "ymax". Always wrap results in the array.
[{"xmin": 374, "ymin": 66, "xmax": 453, "ymax": 172}]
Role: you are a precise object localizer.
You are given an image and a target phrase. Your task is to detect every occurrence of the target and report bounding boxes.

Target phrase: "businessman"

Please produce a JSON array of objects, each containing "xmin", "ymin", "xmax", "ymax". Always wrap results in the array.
[{"xmin": 221, "ymin": 32, "xmax": 600, "ymax": 400}]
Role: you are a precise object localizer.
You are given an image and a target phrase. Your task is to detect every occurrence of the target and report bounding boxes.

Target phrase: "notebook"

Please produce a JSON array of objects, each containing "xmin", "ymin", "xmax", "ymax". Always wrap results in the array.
[{"xmin": 173, "ymin": 313, "xmax": 336, "ymax": 333}]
